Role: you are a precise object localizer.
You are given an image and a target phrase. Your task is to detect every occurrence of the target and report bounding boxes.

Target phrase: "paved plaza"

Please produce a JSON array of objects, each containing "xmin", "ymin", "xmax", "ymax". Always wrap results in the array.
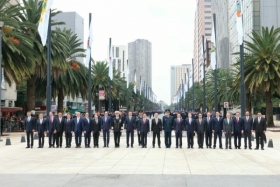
[{"xmin": 0, "ymin": 119, "xmax": 280, "ymax": 186}]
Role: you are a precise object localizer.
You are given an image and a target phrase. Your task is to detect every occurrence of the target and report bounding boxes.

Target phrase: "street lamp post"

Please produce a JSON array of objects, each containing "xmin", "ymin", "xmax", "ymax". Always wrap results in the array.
[
  {"xmin": 0, "ymin": 21, "xmax": 3, "ymax": 142},
  {"xmin": 222, "ymin": 76, "xmax": 229, "ymax": 113}
]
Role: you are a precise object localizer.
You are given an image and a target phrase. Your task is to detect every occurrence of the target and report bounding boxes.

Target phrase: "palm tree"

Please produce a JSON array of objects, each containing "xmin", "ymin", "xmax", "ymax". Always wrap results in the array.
[
  {"xmin": 238, "ymin": 27, "xmax": 280, "ymax": 127},
  {"xmin": 0, "ymin": 0, "xmax": 37, "ymax": 84}
]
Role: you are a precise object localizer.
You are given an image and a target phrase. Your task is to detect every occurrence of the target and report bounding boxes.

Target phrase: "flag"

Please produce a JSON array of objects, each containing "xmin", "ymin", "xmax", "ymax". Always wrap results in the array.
[
  {"xmin": 38, "ymin": 0, "xmax": 54, "ymax": 46},
  {"xmin": 86, "ymin": 18, "xmax": 93, "ymax": 65},
  {"xmin": 108, "ymin": 43, "xmax": 113, "ymax": 80},
  {"xmin": 236, "ymin": 0, "xmax": 244, "ymax": 45},
  {"xmin": 210, "ymin": 26, "xmax": 216, "ymax": 70},
  {"xmin": 134, "ymin": 70, "xmax": 136, "ymax": 93},
  {"xmin": 139, "ymin": 76, "xmax": 142, "ymax": 95},
  {"xmin": 126, "ymin": 62, "xmax": 129, "ymax": 88}
]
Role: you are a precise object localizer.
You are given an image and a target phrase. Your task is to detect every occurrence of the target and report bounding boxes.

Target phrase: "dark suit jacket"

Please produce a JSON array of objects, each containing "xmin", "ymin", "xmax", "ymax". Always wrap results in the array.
[
  {"xmin": 212, "ymin": 117, "xmax": 223, "ymax": 132},
  {"xmin": 124, "ymin": 116, "xmax": 136, "ymax": 131},
  {"xmin": 24, "ymin": 117, "xmax": 36, "ymax": 132},
  {"xmin": 73, "ymin": 117, "xmax": 83, "ymax": 133},
  {"xmin": 101, "ymin": 116, "xmax": 111, "ymax": 131},
  {"xmin": 36, "ymin": 118, "xmax": 46, "ymax": 133},
  {"xmin": 91, "ymin": 118, "xmax": 101, "ymax": 132},
  {"xmin": 138, "ymin": 118, "xmax": 150, "ymax": 133},
  {"xmin": 185, "ymin": 118, "xmax": 195, "ymax": 132},
  {"xmin": 46, "ymin": 116, "xmax": 58, "ymax": 132},
  {"xmin": 243, "ymin": 116, "xmax": 253, "ymax": 132},
  {"xmin": 151, "ymin": 118, "xmax": 162, "ymax": 133},
  {"xmin": 253, "ymin": 117, "xmax": 266, "ymax": 132},
  {"xmin": 195, "ymin": 119, "xmax": 206, "ymax": 133},
  {"xmin": 55, "ymin": 117, "xmax": 65, "ymax": 132},
  {"xmin": 82, "ymin": 118, "xmax": 92, "ymax": 132},
  {"xmin": 223, "ymin": 118, "xmax": 234, "ymax": 133},
  {"xmin": 64, "ymin": 118, "xmax": 74, "ymax": 133},
  {"xmin": 233, "ymin": 117, "xmax": 244, "ymax": 133},
  {"xmin": 173, "ymin": 118, "xmax": 184, "ymax": 133},
  {"xmin": 204, "ymin": 117, "xmax": 213, "ymax": 132}
]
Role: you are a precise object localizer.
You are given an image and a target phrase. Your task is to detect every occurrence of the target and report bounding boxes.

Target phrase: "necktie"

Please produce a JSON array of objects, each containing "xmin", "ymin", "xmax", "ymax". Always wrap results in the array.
[
  {"xmin": 60, "ymin": 118, "xmax": 61, "ymax": 123},
  {"xmin": 199, "ymin": 119, "xmax": 201, "ymax": 124},
  {"xmin": 189, "ymin": 119, "xmax": 191, "ymax": 124},
  {"xmin": 178, "ymin": 119, "xmax": 180, "ymax": 124},
  {"xmin": 87, "ymin": 118, "xmax": 89, "ymax": 123},
  {"xmin": 246, "ymin": 117, "xmax": 248, "ymax": 122},
  {"xmin": 143, "ymin": 119, "xmax": 145, "ymax": 124},
  {"xmin": 207, "ymin": 118, "xmax": 209, "ymax": 123},
  {"xmin": 67, "ymin": 119, "xmax": 69, "ymax": 122},
  {"xmin": 227, "ymin": 119, "xmax": 229, "ymax": 124},
  {"xmin": 258, "ymin": 118, "xmax": 260, "ymax": 123},
  {"xmin": 105, "ymin": 117, "xmax": 107, "ymax": 122},
  {"xmin": 237, "ymin": 118, "xmax": 239, "ymax": 123},
  {"xmin": 217, "ymin": 117, "xmax": 219, "ymax": 122},
  {"xmin": 51, "ymin": 117, "xmax": 53, "ymax": 123},
  {"xmin": 96, "ymin": 119, "xmax": 98, "ymax": 124}
]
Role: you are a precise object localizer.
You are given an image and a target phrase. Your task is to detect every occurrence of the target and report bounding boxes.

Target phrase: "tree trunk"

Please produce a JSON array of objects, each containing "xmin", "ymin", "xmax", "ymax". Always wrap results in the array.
[
  {"xmin": 57, "ymin": 88, "xmax": 64, "ymax": 113},
  {"xmin": 26, "ymin": 75, "xmax": 36, "ymax": 111},
  {"xmin": 246, "ymin": 95, "xmax": 252, "ymax": 114},
  {"xmin": 265, "ymin": 91, "xmax": 274, "ymax": 127}
]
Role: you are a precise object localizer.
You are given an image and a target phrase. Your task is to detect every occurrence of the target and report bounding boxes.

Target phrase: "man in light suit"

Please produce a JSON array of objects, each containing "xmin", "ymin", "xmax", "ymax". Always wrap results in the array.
[
  {"xmin": 36, "ymin": 113, "xmax": 46, "ymax": 148},
  {"xmin": 138, "ymin": 113, "xmax": 150, "ymax": 148},
  {"xmin": 101, "ymin": 111, "xmax": 111, "ymax": 148},
  {"xmin": 223, "ymin": 113, "xmax": 234, "ymax": 149},
  {"xmin": 233, "ymin": 112, "xmax": 244, "ymax": 149},
  {"xmin": 151, "ymin": 113, "xmax": 162, "ymax": 148},
  {"xmin": 253, "ymin": 112, "xmax": 266, "ymax": 150},
  {"xmin": 24, "ymin": 111, "xmax": 36, "ymax": 148},
  {"xmin": 195, "ymin": 113, "xmax": 206, "ymax": 149},
  {"xmin": 74, "ymin": 112, "xmax": 83, "ymax": 148},
  {"xmin": 173, "ymin": 113, "xmax": 184, "ymax": 148},
  {"xmin": 124, "ymin": 111, "xmax": 136, "ymax": 148},
  {"xmin": 83, "ymin": 112, "xmax": 92, "ymax": 148},
  {"xmin": 243, "ymin": 111, "xmax": 253, "ymax": 149}
]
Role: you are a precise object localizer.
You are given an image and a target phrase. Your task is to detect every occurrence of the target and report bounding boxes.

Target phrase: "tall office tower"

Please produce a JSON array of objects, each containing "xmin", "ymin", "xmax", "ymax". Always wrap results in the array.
[
  {"xmin": 193, "ymin": 0, "xmax": 212, "ymax": 82},
  {"xmin": 53, "ymin": 12, "xmax": 84, "ymax": 64},
  {"xmin": 128, "ymin": 39, "xmax": 152, "ymax": 91},
  {"xmin": 110, "ymin": 45, "xmax": 127, "ymax": 79},
  {"xmin": 170, "ymin": 64, "xmax": 191, "ymax": 103}
]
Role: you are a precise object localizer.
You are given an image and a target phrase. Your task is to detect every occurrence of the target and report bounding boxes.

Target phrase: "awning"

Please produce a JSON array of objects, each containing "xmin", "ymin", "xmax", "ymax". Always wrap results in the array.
[{"xmin": 1, "ymin": 107, "xmax": 23, "ymax": 112}]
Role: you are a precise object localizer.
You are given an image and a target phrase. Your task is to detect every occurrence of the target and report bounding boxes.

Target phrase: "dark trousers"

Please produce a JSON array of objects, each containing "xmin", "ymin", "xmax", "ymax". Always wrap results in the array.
[
  {"xmin": 214, "ymin": 130, "xmax": 222, "ymax": 147},
  {"xmin": 164, "ymin": 131, "xmax": 171, "ymax": 147},
  {"xmin": 234, "ymin": 131, "xmax": 242, "ymax": 148},
  {"xmin": 75, "ymin": 132, "xmax": 82, "ymax": 146},
  {"xmin": 103, "ymin": 129, "xmax": 110, "ymax": 146},
  {"xmin": 187, "ymin": 131, "xmax": 194, "ymax": 148},
  {"xmin": 126, "ymin": 130, "xmax": 134, "ymax": 146},
  {"xmin": 152, "ymin": 132, "xmax": 161, "ymax": 146},
  {"xmin": 175, "ymin": 132, "xmax": 182, "ymax": 147},
  {"xmin": 38, "ymin": 131, "xmax": 44, "ymax": 147},
  {"xmin": 225, "ymin": 132, "xmax": 232, "ymax": 148},
  {"xmin": 65, "ymin": 132, "xmax": 72, "ymax": 147},
  {"xmin": 56, "ymin": 132, "xmax": 63, "ymax": 147},
  {"xmin": 84, "ymin": 131, "xmax": 91, "ymax": 147},
  {"xmin": 114, "ymin": 131, "xmax": 121, "ymax": 146},
  {"xmin": 255, "ymin": 131, "xmax": 264, "ymax": 148},
  {"xmin": 244, "ymin": 130, "xmax": 252, "ymax": 148},
  {"xmin": 205, "ymin": 131, "xmax": 212, "ymax": 147},
  {"xmin": 93, "ymin": 131, "xmax": 100, "ymax": 146},
  {"xmin": 197, "ymin": 132, "xmax": 204, "ymax": 148},
  {"xmin": 26, "ymin": 131, "xmax": 34, "ymax": 147},
  {"xmin": 48, "ymin": 131, "xmax": 55, "ymax": 147},
  {"xmin": 141, "ymin": 132, "xmax": 147, "ymax": 146},
  {"xmin": 137, "ymin": 131, "xmax": 141, "ymax": 145}
]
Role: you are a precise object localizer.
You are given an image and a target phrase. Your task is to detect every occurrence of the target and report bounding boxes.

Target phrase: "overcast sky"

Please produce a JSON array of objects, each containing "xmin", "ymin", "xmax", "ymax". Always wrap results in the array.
[{"xmin": 52, "ymin": 0, "xmax": 196, "ymax": 105}]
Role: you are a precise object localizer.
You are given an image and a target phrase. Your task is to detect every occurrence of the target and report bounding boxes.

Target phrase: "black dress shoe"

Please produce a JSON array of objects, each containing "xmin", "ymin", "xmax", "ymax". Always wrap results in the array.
[
  {"xmin": 176, "ymin": 146, "xmax": 178, "ymax": 148},
  {"xmin": 107, "ymin": 146, "xmax": 109, "ymax": 148},
  {"xmin": 244, "ymin": 147, "xmax": 247, "ymax": 149},
  {"xmin": 126, "ymin": 146, "xmax": 129, "ymax": 148},
  {"xmin": 191, "ymin": 147, "xmax": 194, "ymax": 149},
  {"xmin": 145, "ymin": 146, "xmax": 147, "ymax": 148},
  {"xmin": 153, "ymin": 146, "xmax": 155, "ymax": 148},
  {"xmin": 65, "ymin": 146, "xmax": 68, "ymax": 148},
  {"xmin": 180, "ymin": 146, "xmax": 182, "ymax": 149},
  {"xmin": 220, "ymin": 147, "xmax": 223, "ymax": 149},
  {"xmin": 226, "ymin": 147, "xmax": 228, "ymax": 149},
  {"xmin": 209, "ymin": 146, "xmax": 212, "ymax": 149},
  {"xmin": 31, "ymin": 146, "xmax": 33, "ymax": 148},
  {"xmin": 229, "ymin": 147, "xmax": 232, "ymax": 149},
  {"xmin": 187, "ymin": 147, "xmax": 190, "ymax": 149},
  {"xmin": 261, "ymin": 148, "xmax": 264, "ymax": 150},
  {"xmin": 131, "ymin": 145, "xmax": 134, "ymax": 148},
  {"xmin": 238, "ymin": 147, "xmax": 241, "ymax": 149},
  {"xmin": 38, "ymin": 147, "xmax": 41, "ymax": 148},
  {"xmin": 201, "ymin": 147, "xmax": 204, "ymax": 149},
  {"xmin": 141, "ymin": 146, "xmax": 145, "ymax": 148},
  {"xmin": 97, "ymin": 145, "xmax": 99, "ymax": 148},
  {"xmin": 158, "ymin": 146, "xmax": 161, "ymax": 148},
  {"xmin": 254, "ymin": 148, "xmax": 259, "ymax": 150},
  {"xmin": 26, "ymin": 146, "xmax": 30, "ymax": 148},
  {"xmin": 103, "ymin": 146, "xmax": 106, "ymax": 148},
  {"xmin": 249, "ymin": 147, "xmax": 252, "ymax": 150},
  {"xmin": 235, "ymin": 147, "xmax": 237, "ymax": 149}
]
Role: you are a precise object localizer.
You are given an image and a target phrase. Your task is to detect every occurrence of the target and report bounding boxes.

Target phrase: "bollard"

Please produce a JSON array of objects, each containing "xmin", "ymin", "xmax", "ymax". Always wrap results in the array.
[
  {"xmin": 268, "ymin": 139, "xmax": 273, "ymax": 148},
  {"xmin": 34, "ymin": 133, "xmax": 38, "ymax": 140},
  {"xmin": 6, "ymin": 137, "xmax": 11, "ymax": 145},
  {"xmin": 251, "ymin": 134, "xmax": 255, "ymax": 141},
  {"xmin": 21, "ymin": 135, "xmax": 26, "ymax": 143}
]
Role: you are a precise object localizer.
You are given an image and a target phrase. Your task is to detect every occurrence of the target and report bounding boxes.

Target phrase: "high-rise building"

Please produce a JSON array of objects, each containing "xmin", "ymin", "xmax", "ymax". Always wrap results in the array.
[
  {"xmin": 170, "ymin": 64, "xmax": 191, "ymax": 103},
  {"xmin": 128, "ymin": 39, "xmax": 152, "ymax": 91},
  {"xmin": 193, "ymin": 0, "xmax": 213, "ymax": 83},
  {"xmin": 53, "ymin": 12, "xmax": 84, "ymax": 64},
  {"xmin": 111, "ymin": 45, "xmax": 127, "ymax": 79}
]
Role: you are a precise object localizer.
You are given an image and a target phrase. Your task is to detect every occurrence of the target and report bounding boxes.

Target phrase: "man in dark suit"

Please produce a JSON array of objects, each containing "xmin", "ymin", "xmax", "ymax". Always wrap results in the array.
[
  {"xmin": 83, "ymin": 112, "xmax": 92, "ymax": 148},
  {"xmin": 233, "ymin": 112, "xmax": 244, "ymax": 149},
  {"xmin": 243, "ymin": 111, "xmax": 253, "ymax": 149},
  {"xmin": 24, "ymin": 111, "xmax": 36, "ymax": 148},
  {"xmin": 138, "ymin": 113, "xmax": 150, "ymax": 148},
  {"xmin": 253, "ymin": 112, "xmax": 266, "ymax": 150},
  {"xmin": 46, "ymin": 111, "xmax": 57, "ymax": 148},
  {"xmin": 55, "ymin": 112, "xmax": 64, "ymax": 148},
  {"xmin": 136, "ymin": 110, "xmax": 144, "ymax": 146},
  {"xmin": 36, "ymin": 113, "xmax": 46, "ymax": 148},
  {"xmin": 111, "ymin": 111, "xmax": 123, "ymax": 148},
  {"xmin": 91, "ymin": 114, "xmax": 101, "ymax": 148},
  {"xmin": 195, "ymin": 113, "xmax": 206, "ymax": 149},
  {"xmin": 64, "ymin": 113, "xmax": 74, "ymax": 148},
  {"xmin": 173, "ymin": 113, "xmax": 184, "ymax": 148},
  {"xmin": 151, "ymin": 113, "xmax": 162, "ymax": 148},
  {"xmin": 124, "ymin": 111, "xmax": 136, "ymax": 148},
  {"xmin": 101, "ymin": 111, "xmax": 111, "ymax": 148},
  {"xmin": 212, "ymin": 111, "xmax": 223, "ymax": 149},
  {"xmin": 223, "ymin": 113, "xmax": 234, "ymax": 149},
  {"xmin": 163, "ymin": 109, "xmax": 173, "ymax": 148},
  {"xmin": 73, "ymin": 112, "xmax": 83, "ymax": 148},
  {"xmin": 205, "ymin": 112, "xmax": 213, "ymax": 148},
  {"xmin": 185, "ymin": 113, "xmax": 195, "ymax": 149}
]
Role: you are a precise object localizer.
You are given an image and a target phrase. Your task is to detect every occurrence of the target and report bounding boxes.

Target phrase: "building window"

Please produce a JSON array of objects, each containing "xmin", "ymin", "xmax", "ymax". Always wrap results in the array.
[
  {"xmin": 8, "ymin": 101, "xmax": 12, "ymax": 107},
  {"xmin": 205, "ymin": 16, "xmax": 211, "ymax": 19},
  {"xmin": 205, "ymin": 11, "xmax": 211, "ymax": 14},
  {"xmin": 205, "ymin": 22, "xmax": 211, "ymax": 25},
  {"xmin": 205, "ymin": 5, "xmax": 211, "ymax": 8},
  {"xmin": 205, "ymin": 33, "xmax": 211, "ymax": 36},
  {"xmin": 205, "ymin": 28, "xmax": 211, "ymax": 30},
  {"xmin": 118, "ymin": 59, "xmax": 121, "ymax": 71},
  {"xmin": 116, "ymin": 47, "xmax": 119, "ymax": 58},
  {"xmin": 112, "ymin": 47, "xmax": 114, "ymax": 57},
  {"xmin": 204, "ymin": 0, "xmax": 211, "ymax": 2}
]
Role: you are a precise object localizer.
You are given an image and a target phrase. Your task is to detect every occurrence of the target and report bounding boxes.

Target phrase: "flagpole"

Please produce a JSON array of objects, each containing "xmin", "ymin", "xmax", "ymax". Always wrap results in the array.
[
  {"xmin": 87, "ymin": 13, "xmax": 92, "ymax": 117},
  {"xmin": 181, "ymin": 80, "xmax": 184, "ymax": 111},
  {"xmin": 202, "ymin": 35, "xmax": 206, "ymax": 113},
  {"xmin": 192, "ymin": 58, "xmax": 194, "ymax": 111},
  {"xmin": 108, "ymin": 38, "xmax": 112, "ymax": 112},
  {"xmin": 46, "ymin": 9, "xmax": 52, "ymax": 116},
  {"xmin": 240, "ymin": 0, "xmax": 246, "ymax": 116},
  {"xmin": 213, "ymin": 13, "xmax": 218, "ymax": 112},
  {"xmin": 187, "ymin": 69, "xmax": 190, "ymax": 111}
]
